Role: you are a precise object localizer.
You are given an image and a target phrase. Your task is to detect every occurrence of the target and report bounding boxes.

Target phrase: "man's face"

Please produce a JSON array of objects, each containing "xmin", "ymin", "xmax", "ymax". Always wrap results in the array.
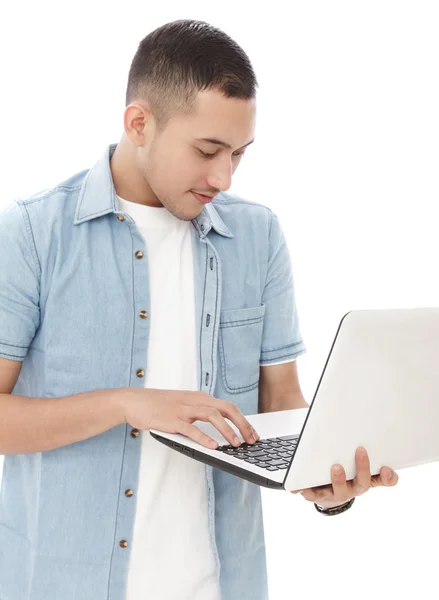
[{"xmin": 137, "ymin": 88, "xmax": 256, "ymax": 221}]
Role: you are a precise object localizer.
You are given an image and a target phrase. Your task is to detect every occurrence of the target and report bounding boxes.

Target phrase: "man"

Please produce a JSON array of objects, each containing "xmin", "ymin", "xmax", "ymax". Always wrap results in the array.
[{"xmin": 0, "ymin": 19, "xmax": 398, "ymax": 600}]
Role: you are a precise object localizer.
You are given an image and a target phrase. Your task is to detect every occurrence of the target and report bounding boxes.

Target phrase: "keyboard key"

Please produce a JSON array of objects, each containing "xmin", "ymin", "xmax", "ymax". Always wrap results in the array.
[
  {"xmin": 255, "ymin": 462, "xmax": 270, "ymax": 467},
  {"xmin": 277, "ymin": 435, "xmax": 299, "ymax": 442},
  {"xmin": 268, "ymin": 459, "xmax": 289, "ymax": 466},
  {"xmin": 244, "ymin": 458, "xmax": 260, "ymax": 464},
  {"xmin": 266, "ymin": 466, "xmax": 279, "ymax": 471},
  {"xmin": 246, "ymin": 451, "xmax": 268, "ymax": 459}
]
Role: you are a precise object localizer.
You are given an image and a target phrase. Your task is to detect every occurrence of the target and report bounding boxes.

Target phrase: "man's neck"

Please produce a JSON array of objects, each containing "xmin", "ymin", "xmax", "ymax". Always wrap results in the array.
[{"xmin": 110, "ymin": 137, "xmax": 161, "ymax": 207}]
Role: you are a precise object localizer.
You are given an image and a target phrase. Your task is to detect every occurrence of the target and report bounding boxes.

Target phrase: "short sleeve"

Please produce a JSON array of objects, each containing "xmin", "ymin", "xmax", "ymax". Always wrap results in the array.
[
  {"xmin": 260, "ymin": 211, "xmax": 306, "ymax": 365},
  {"xmin": 0, "ymin": 201, "xmax": 40, "ymax": 361}
]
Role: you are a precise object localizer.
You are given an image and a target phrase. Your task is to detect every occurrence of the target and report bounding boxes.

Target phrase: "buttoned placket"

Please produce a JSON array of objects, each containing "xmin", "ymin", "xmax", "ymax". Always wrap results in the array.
[
  {"xmin": 108, "ymin": 210, "xmax": 153, "ymax": 598},
  {"xmin": 191, "ymin": 216, "xmax": 223, "ymax": 576},
  {"xmin": 109, "ymin": 210, "xmax": 223, "ymax": 595}
]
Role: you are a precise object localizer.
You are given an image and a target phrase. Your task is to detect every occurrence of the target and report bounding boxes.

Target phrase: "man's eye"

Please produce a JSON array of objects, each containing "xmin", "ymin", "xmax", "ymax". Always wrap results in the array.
[{"xmin": 198, "ymin": 150, "xmax": 245, "ymax": 159}]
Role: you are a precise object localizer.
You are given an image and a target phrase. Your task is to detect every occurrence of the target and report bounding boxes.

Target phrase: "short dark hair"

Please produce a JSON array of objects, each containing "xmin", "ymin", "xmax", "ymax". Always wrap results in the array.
[{"xmin": 126, "ymin": 19, "xmax": 258, "ymax": 131}]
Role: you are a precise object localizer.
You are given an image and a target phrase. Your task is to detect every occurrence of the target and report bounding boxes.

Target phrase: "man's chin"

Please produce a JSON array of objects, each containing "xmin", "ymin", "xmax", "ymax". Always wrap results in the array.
[
  {"xmin": 163, "ymin": 195, "xmax": 205, "ymax": 222},
  {"xmin": 169, "ymin": 207, "xmax": 202, "ymax": 222}
]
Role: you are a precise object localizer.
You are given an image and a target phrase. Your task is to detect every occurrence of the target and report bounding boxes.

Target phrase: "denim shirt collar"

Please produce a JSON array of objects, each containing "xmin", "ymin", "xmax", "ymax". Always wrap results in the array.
[{"xmin": 73, "ymin": 143, "xmax": 234, "ymax": 239}]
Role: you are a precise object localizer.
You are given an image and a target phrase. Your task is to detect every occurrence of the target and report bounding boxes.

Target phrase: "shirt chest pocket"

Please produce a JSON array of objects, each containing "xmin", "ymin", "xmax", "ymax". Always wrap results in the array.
[{"xmin": 218, "ymin": 304, "xmax": 266, "ymax": 394}]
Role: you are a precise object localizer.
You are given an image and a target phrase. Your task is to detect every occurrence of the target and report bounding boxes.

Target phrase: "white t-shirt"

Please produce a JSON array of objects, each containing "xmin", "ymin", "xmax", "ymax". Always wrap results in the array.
[
  {"xmin": 118, "ymin": 195, "xmax": 295, "ymax": 599},
  {"xmin": 118, "ymin": 196, "xmax": 221, "ymax": 600}
]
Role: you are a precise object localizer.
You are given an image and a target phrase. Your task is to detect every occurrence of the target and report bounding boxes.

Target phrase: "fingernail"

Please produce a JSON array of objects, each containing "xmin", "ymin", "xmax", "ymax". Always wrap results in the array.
[
  {"xmin": 388, "ymin": 470, "xmax": 393, "ymax": 480},
  {"xmin": 333, "ymin": 465, "xmax": 343, "ymax": 475},
  {"xmin": 234, "ymin": 436, "xmax": 241, "ymax": 446}
]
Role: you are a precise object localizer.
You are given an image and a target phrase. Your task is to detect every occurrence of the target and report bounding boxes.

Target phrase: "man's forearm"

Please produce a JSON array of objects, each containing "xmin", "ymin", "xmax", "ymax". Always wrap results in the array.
[{"xmin": 0, "ymin": 389, "xmax": 124, "ymax": 455}]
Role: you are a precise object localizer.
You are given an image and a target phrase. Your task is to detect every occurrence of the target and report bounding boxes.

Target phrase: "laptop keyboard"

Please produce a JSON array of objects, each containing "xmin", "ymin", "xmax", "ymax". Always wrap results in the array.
[{"xmin": 216, "ymin": 435, "xmax": 299, "ymax": 471}]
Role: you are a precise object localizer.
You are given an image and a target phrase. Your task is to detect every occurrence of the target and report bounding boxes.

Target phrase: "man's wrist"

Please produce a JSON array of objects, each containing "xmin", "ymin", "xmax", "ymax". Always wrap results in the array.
[{"xmin": 109, "ymin": 387, "xmax": 130, "ymax": 425}]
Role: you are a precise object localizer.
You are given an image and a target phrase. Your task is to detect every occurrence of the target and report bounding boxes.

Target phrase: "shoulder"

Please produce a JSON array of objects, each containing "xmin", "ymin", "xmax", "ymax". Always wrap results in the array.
[{"xmin": 7, "ymin": 167, "xmax": 90, "ymax": 223}]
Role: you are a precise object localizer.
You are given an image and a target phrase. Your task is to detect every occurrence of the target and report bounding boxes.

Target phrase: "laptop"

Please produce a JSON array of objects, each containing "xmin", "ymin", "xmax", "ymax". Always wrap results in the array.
[{"xmin": 150, "ymin": 308, "xmax": 439, "ymax": 491}]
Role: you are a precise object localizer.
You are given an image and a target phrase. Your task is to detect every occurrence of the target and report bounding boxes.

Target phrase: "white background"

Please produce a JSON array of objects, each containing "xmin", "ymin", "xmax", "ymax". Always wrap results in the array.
[{"xmin": 1, "ymin": 1, "xmax": 438, "ymax": 598}]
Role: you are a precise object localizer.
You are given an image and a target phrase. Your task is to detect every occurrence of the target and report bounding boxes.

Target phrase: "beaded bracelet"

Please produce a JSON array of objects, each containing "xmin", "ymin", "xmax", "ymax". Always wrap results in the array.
[{"xmin": 314, "ymin": 497, "xmax": 355, "ymax": 516}]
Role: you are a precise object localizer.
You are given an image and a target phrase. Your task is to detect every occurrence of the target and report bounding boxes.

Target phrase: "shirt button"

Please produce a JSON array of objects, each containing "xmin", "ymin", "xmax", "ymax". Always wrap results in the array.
[
  {"xmin": 135, "ymin": 251, "xmax": 144, "ymax": 259},
  {"xmin": 125, "ymin": 489, "xmax": 134, "ymax": 497},
  {"xmin": 120, "ymin": 540, "xmax": 128, "ymax": 548},
  {"xmin": 131, "ymin": 428, "xmax": 140, "ymax": 438},
  {"xmin": 117, "ymin": 215, "xmax": 125, "ymax": 222},
  {"xmin": 139, "ymin": 310, "xmax": 148, "ymax": 319},
  {"xmin": 136, "ymin": 369, "xmax": 145, "ymax": 378}
]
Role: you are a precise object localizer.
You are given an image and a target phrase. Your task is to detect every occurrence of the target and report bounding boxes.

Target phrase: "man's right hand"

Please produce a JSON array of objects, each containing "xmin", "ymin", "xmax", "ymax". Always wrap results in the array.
[{"xmin": 117, "ymin": 387, "xmax": 259, "ymax": 449}]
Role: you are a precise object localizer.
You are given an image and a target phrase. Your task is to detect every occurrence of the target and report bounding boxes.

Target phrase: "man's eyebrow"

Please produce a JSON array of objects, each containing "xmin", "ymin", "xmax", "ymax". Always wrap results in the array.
[{"xmin": 195, "ymin": 137, "xmax": 255, "ymax": 149}]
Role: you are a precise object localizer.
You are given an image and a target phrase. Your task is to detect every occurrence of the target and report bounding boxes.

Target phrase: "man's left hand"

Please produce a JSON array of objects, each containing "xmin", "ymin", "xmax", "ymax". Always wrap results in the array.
[{"xmin": 291, "ymin": 447, "xmax": 399, "ymax": 509}]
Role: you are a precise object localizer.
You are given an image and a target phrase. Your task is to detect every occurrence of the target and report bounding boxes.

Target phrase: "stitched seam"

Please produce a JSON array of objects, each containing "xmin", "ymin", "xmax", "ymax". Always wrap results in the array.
[
  {"xmin": 260, "ymin": 348, "xmax": 306, "ymax": 364},
  {"xmin": 127, "ymin": 223, "xmax": 136, "ymax": 386},
  {"xmin": 17, "ymin": 185, "xmax": 82, "ymax": 205},
  {"xmin": 219, "ymin": 325, "xmax": 261, "ymax": 393},
  {"xmin": 218, "ymin": 331, "xmax": 259, "ymax": 393},
  {"xmin": 200, "ymin": 242, "xmax": 208, "ymax": 390},
  {"xmin": 0, "ymin": 339, "xmax": 28, "ymax": 348},
  {"xmin": 261, "ymin": 340, "xmax": 304, "ymax": 354},
  {"xmin": 77, "ymin": 207, "xmax": 114, "ymax": 220},
  {"xmin": 220, "ymin": 316, "xmax": 264, "ymax": 328},
  {"xmin": 106, "ymin": 426, "xmax": 129, "ymax": 600},
  {"xmin": 0, "ymin": 350, "xmax": 24, "ymax": 360},
  {"xmin": 211, "ymin": 246, "xmax": 220, "ymax": 393},
  {"xmin": 16, "ymin": 201, "xmax": 42, "ymax": 276}
]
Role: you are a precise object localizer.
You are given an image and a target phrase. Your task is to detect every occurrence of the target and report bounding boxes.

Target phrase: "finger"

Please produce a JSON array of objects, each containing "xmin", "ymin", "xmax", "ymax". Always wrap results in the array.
[
  {"xmin": 330, "ymin": 464, "xmax": 350, "ymax": 503},
  {"xmin": 177, "ymin": 421, "xmax": 221, "ymax": 449},
  {"xmin": 299, "ymin": 489, "xmax": 318, "ymax": 503},
  {"xmin": 352, "ymin": 447, "xmax": 372, "ymax": 494},
  {"xmin": 378, "ymin": 467, "xmax": 399, "ymax": 487},
  {"xmin": 203, "ymin": 398, "xmax": 258, "ymax": 444},
  {"xmin": 301, "ymin": 484, "xmax": 335, "ymax": 505},
  {"xmin": 188, "ymin": 406, "xmax": 248, "ymax": 447}
]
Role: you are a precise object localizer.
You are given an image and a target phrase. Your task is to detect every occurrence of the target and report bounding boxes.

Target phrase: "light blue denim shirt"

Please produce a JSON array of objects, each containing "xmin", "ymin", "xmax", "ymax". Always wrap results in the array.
[{"xmin": 0, "ymin": 143, "xmax": 306, "ymax": 600}]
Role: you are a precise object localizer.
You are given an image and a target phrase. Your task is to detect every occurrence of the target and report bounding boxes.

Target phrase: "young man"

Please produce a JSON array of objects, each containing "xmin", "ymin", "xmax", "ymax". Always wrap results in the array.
[{"xmin": 0, "ymin": 19, "xmax": 398, "ymax": 600}]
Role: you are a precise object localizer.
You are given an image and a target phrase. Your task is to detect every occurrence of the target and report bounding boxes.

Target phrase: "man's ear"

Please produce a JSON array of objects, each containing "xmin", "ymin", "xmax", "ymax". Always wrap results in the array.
[{"xmin": 124, "ymin": 100, "xmax": 155, "ymax": 147}]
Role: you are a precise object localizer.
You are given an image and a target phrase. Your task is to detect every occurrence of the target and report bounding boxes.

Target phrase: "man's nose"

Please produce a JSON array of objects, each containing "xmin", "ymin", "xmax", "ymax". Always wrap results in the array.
[{"xmin": 207, "ymin": 162, "xmax": 233, "ymax": 192}]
